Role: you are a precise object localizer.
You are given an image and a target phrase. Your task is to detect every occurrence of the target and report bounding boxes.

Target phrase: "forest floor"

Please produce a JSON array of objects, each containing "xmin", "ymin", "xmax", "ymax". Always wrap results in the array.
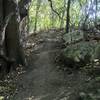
[{"xmin": 0, "ymin": 29, "xmax": 100, "ymax": 100}]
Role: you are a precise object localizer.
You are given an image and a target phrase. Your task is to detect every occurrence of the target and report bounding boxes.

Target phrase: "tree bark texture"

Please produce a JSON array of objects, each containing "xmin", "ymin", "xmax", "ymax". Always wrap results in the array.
[
  {"xmin": 0, "ymin": 0, "xmax": 28, "ymax": 77},
  {"xmin": 66, "ymin": 0, "xmax": 71, "ymax": 33}
]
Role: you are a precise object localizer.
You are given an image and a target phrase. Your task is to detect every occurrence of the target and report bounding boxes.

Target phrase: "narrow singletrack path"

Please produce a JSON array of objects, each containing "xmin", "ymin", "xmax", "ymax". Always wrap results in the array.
[{"xmin": 13, "ymin": 31, "xmax": 90, "ymax": 100}]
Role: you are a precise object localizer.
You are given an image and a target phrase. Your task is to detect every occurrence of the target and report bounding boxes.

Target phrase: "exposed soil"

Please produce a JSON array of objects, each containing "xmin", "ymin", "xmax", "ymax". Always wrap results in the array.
[{"xmin": 3, "ymin": 30, "xmax": 100, "ymax": 100}]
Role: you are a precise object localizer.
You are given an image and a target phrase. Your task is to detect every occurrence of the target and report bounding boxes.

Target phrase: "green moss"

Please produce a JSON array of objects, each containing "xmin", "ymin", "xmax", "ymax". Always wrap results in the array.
[{"xmin": 63, "ymin": 41, "xmax": 100, "ymax": 68}]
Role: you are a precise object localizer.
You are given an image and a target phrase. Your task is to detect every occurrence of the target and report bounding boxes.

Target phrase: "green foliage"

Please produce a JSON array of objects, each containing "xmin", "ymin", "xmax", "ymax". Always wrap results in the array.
[
  {"xmin": 70, "ymin": 1, "xmax": 81, "ymax": 27},
  {"xmin": 29, "ymin": 0, "xmax": 88, "ymax": 32},
  {"xmin": 0, "ymin": 96, "xmax": 4, "ymax": 100},
  {"xmin": 28, "ymin": 0, "xmax": 100, "ymax": 32},
  {"xmin": 29, "ymin": 0, "xmax": 59, "ymax": 32}
]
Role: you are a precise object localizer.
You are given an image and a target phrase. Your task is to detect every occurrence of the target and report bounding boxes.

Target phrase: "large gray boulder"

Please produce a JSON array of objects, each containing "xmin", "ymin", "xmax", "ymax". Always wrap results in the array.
[{"xmin": 58, "ymin": 41, "xmax": 100, "ymax": 68}]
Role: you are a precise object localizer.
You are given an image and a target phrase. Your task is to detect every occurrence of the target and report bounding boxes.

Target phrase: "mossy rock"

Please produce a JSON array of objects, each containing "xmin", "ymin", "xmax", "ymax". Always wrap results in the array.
[
  {"xmin": 63, "ymin": 31, "xmax": 84, "ymax": 44},
  {"xmin": 61, "ymin": 41, "xmax": 100, "ymax": 68}
]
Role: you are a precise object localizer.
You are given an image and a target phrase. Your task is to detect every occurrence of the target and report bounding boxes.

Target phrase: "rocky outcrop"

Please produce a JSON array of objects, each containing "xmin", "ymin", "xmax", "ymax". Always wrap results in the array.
[{"xmin": 58, "ymin": 40, "xmax": 100, "ymax": 69}]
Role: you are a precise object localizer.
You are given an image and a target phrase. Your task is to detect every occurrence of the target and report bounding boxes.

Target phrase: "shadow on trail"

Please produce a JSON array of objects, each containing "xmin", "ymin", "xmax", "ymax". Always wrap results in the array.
[{"xmin": 13, "ymin": 32, "xmax": 91, "ymax": 100}]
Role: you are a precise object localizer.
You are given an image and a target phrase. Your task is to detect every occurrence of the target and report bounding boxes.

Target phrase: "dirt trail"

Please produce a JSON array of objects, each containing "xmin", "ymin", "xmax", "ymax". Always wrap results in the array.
[{"xmin": 13, "ymin": 31, "xmax": 91, "ymax": 100}]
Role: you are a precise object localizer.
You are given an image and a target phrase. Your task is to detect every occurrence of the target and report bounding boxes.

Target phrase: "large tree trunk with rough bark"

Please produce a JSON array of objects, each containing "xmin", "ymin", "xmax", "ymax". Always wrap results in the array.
[{"xmin": 0, "ymin": 0, "xmax": 29, "ymax": 77}]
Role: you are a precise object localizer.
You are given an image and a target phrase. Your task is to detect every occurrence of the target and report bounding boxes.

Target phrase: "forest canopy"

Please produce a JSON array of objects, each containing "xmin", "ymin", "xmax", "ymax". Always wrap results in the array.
[{"xmin": 29, "ymin": 0, "xmax": 100, "ymax": 32}]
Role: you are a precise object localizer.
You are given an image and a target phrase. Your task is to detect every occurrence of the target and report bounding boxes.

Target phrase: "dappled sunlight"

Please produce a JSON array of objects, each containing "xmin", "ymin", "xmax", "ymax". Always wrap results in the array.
[{"xmin": 0, "ymin": 0, "xmax": 100, "ymax": 100}]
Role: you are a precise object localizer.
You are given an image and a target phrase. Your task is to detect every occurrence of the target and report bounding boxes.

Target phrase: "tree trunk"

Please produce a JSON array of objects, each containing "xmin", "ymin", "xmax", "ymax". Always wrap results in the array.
[
  {"xmin": 95, "ymin": 0, "xmax": 98, "ymax": 26},
  {"xmin": 66, "ymin": 0, "xmax": 71, "ymax": 33},
  {"xmin": 0, "ymin": 0, "xmax": 7, "ymax": 77},
  {"xmin": 0, "ymin": 0, "xmax": 27, "ymax": 77}
]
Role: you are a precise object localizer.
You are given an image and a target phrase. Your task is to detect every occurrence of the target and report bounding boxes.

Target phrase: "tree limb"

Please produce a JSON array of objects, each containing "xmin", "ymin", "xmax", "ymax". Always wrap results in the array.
[{"xmin": 48, "ymin": 0, "xmax": 62, "ymax": 19}]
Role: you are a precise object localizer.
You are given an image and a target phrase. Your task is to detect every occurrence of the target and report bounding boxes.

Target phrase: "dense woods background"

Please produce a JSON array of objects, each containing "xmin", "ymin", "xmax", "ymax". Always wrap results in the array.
[{"xmin": 29, "ymin": 0, "xmax": 100, "ymax": 32}]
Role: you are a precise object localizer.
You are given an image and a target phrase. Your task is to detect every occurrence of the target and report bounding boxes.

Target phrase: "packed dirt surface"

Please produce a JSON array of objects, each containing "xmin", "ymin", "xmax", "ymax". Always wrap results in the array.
[{"xmin": 10, "ymin": 30, "xmax": 100, "ymax": 100}]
